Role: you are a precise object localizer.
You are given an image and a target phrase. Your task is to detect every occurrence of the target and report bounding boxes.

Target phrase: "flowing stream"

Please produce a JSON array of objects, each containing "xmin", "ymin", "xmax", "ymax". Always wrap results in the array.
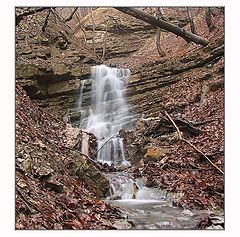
[{"xmin": 78, "ymin": 65, "xmax": 223, "ymax": 229}]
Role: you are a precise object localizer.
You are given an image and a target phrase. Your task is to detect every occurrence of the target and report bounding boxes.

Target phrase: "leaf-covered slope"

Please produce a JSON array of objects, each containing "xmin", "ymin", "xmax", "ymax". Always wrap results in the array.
[{"xmin": 15, "ymin": 85, "xmax": 126, "ymax": 229}]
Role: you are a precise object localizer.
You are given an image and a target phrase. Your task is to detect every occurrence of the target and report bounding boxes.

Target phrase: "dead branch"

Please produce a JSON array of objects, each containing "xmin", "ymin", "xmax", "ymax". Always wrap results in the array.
[
  {"xmin": 165, "ymin": 111, "xmax": 224, "ymax": 175},
  {"xmin": 94, "ymin": 134, "xmax": 118, "ymax": 156},
  {"xmin": 74, "ymin": 11, "xmax": 87, "ymax": 42},
  {"xmin": 16, "ymin": 188, "xmax": 44, "ymax": 214},
  {"xmin": 158, "ymin": 7, "xmax": 169, "ymax": 21},
  {"xmin": 51, "ymin": 8, "xmax": 73, "ymax": 34},
  {"xmin": 156, "ymin": 28, "xmax": 165, "ymax": 57},
  {"xmin": 107, "ymin": 15, "xmax": 128, "ymax": 33},
  {"xmin": 50, "ymin": 8, "xmax": 101, "ymax": 63}
]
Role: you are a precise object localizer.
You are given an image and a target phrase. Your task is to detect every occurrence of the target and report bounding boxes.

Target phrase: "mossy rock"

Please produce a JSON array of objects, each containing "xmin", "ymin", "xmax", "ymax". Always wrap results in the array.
[
  {"xmin": 144, "ymin": 147, "xmax": 170, "ymax": 162},
  {"xmin": 72, "ymin": 156, "xmax": 110, "ymax": 198},
  {"xmin": 52, "ymin": 63, "xmax": 70, "ymax": 76}
]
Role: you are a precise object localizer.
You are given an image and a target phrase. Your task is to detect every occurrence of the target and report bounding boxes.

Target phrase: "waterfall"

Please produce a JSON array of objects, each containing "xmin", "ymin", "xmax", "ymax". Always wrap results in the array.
[{"xmin": 79, "ymin": 64, "xmax": 136, "ymax": 166}]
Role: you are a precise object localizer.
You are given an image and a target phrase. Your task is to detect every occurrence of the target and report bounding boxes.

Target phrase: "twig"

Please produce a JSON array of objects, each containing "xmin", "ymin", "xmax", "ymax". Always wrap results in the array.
[
  {"xmin": 165, "ymin": 111, "xmax": 224, "ymax": 175},
  {"xmin": 94, "ymin": 134, "xmax": 118, "ymax": 156}
]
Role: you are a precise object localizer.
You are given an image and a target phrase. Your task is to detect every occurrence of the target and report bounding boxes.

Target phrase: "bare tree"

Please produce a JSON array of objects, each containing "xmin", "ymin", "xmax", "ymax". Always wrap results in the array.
[
  {"xmin": 101, "ymin": 17, "xmax": 109, "ymax": 61},
  {"xmin": 114, "ymin": 7, "xmax": 209, "ymax": 46},
  {"xmin": 158, "ymin": 7, "xmax": 168, "ymax": 21},
  {"xmin": 205, "ymin": 7, "xmax": 215, "ymax": 32},
  {"xmin": 90, "ymin": 8, "xmax": 96, "ymax": 53},
  {"xmin": 155, "ymin": 8, "xmax": 165, "ymax": 57},
  {"xmin": 187, "ymin": 7, "xmax": 197, "ymax": 34}
]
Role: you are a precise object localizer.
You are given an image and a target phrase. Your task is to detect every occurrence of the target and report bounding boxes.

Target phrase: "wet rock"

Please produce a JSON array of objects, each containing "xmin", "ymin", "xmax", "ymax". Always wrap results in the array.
[
  {"xmin": 206, "ymin": 224, "xmax": 224, "ymax": 230},
  {"xmin": 144, "ymin": 147, "xmax": 170, "ymax": 162},
  {"xmin": 72, "ymin": 155, "xmax": 110, "ymax": 197},
  {"xmin": 181, "ymin": 209, "xmax": 194, "ymax": 217},
  {"xmin": 210, "ymin": 216, "xmax": 224, "ymax": 226},
  {"xmin": 68, "ymin": 110, "xmax": 81, "ymax": 125},
  {"xmin": 112, "ymin": 219, "xmax": 133, "ymax": 229}
]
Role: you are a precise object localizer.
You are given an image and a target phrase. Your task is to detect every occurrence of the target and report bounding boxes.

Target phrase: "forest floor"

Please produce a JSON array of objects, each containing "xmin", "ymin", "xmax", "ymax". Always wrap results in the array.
[{"xmin": 15, "ymin": 85, "xmax": 132, "ymax": 230}]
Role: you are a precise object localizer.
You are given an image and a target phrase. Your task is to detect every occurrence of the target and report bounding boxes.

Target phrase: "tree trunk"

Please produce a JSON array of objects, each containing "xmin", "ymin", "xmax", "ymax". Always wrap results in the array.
[
  {"xmin": 187, "ymin": 7, "xmax": 197, "ymax": 34},
  {"xmin": 158, "ymin": 7, "xmax": 168, "ymax": 21},
  {"xmin": 156, "ymin": 28, "xmax": 165, "ymax": 57},
  {"xmin": 90, "ymin": 8, "xmax": 96, "ymax": 53},
  {"xmin": 155, "ymin": 8, "xmax": 165, "ymax": 57},
  {"xmin": 114, "ymin": 7, "xmax": 209, "ymax": 46},
  {"xmin": 205, "ymin": 7, "xmax": 215, "ymax": 32}
]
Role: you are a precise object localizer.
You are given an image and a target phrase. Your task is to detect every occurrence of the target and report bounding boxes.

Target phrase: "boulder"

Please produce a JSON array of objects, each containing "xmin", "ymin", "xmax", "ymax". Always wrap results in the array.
[{"xmin": 72, "ymin": 155, "xmax": 110, "ymax": 198}]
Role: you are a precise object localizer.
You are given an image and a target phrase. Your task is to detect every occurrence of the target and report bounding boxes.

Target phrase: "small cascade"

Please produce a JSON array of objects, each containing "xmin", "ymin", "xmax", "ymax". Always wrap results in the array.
[
  {"xmin": 76, "ymin": 65, "xmax": 224, "ymax": 229},
  {"xmin": 79, "ymin": 64, "xmax": 136, "ymax": 166},
  {"xmin": 107, "ymin": 173, "xmax": 167, "ymax": 202}
]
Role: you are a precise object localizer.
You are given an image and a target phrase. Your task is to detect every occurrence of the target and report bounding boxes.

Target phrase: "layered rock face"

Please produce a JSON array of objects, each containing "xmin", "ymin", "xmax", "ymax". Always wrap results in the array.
[
  {"xmin": 16, "ymin": 7, "xmax": 224, "ymax": 126},
  {"xmin": 15, "ymin": 8, "xmax": 156, "ymax": 121}
]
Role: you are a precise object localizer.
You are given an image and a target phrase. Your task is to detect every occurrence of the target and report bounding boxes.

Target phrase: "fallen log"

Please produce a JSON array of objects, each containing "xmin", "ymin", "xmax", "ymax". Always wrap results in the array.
[
  {"xmin": 114, "ymin": 7, "xmax": 209, "ymax": 46},
  {"xmin": 144, "ymin": 117, "xmax": 201, "ymax": 137}
]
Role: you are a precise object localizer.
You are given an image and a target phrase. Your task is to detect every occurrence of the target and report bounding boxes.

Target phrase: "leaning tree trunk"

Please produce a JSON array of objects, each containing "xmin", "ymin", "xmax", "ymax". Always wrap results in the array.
[
  {"xmin": 205, "ymin": 7, "xmax": 215, "ymax": 32},
  {"xmin": 90, "ymin": 8, "xmax": 96, "ymax": 53},
  {"xmin": 114, "ymin": 7, "xmax": 209, "ymax": 46},
  {"xmin": 156, "ymin": 8, "xmax": 165, "ymax": 57},
  {"xmin": 187, "ymin": 7, "xmax": 197, "ymax": 34}
]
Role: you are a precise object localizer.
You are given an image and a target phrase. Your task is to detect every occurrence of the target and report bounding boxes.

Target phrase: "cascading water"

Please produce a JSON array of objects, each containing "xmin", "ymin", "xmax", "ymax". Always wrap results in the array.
[
  {"xmin": 79, "ymin": 65, "xmax": 163, "ymax": 201},
  {"xmin": 77, "ymin": 65, "xmax": 224, "ymax": 229},
  {"xmin": 79, "ymin": 64, "xmax": 136, "ymax": 166}
]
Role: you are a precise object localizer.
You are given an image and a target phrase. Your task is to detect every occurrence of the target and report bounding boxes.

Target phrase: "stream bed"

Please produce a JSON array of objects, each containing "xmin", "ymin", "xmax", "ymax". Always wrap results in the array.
[
  {"xmin": 78, "ymin": 65, "xmax": 224, "ymax": 230},
  {"xmin": 105, "ymin": 172, "xmax": 224, "ymax": 230}
]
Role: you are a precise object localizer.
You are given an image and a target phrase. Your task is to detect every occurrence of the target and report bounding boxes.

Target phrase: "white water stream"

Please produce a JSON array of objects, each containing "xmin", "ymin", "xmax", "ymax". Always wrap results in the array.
[
  {"xmin": 77, "ymin": 65, "xmax": 223, "ymax": 229},
  {"xmin": 79, "ymin": 65, "xmax": 136, "ymax": 165}
]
